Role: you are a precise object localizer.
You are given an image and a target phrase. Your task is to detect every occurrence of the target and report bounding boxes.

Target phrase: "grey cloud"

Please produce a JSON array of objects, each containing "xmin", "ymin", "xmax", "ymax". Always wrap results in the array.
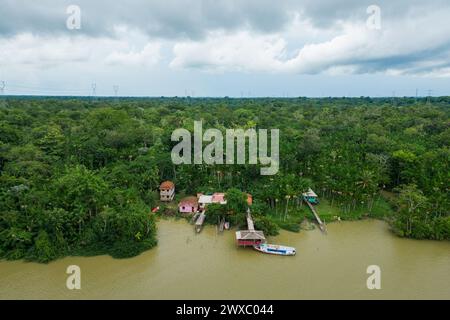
[
  {"xmin": 298, "ymin": 0, "xmax": 450, "ymax": 28},
  {"xmin": 2, "ymin": 0, "xmax": 450, "ymax": 77},
  {"xmin": 2, "ymin": 0, "xmax": 447, "ymax": 40},
  {"xmin": 0, "ymin": 0, "xmax": 295, "ymax": 39}
]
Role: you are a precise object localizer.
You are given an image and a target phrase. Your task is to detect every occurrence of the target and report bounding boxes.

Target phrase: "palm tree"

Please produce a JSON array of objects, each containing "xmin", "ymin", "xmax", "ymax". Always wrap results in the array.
[{"xmin": 356, "ymin": 170, "xmax": 377, "ymax": 210}]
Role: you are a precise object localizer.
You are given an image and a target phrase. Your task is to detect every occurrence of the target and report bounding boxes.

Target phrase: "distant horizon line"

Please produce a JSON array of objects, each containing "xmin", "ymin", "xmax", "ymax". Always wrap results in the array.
[{"xmin": 1, "ymin": 94, "xmax": 447, "ymax": 99}]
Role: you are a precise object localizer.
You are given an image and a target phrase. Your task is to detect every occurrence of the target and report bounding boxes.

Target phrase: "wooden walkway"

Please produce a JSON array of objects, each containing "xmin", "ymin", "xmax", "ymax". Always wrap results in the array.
[
  {"xmin": 235, "ymin": 209, "xmax": 266, "ymax": 246},
  {"xmin": 195, "ymin": 212, "xmax": 206, "ymax": 233},
  {"xmin": 218, "ymin": 217, "xmax": 225, "ymax": 232},
  {"xmin": 305, "ymin": 200, "xmax": 327, "ymax": 233},
  {"xmin": 246, "ymin": 210, "xmax": 255, "ymax": 231},
  {"xmin": 191, "ymin": 212, "xmax": 200, "ymax": 224}
]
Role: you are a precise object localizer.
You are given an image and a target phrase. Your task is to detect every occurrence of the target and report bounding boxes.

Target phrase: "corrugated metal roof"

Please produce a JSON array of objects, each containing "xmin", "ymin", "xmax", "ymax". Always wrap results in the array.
[
  {"xmin": 198, "ymin": 195, "xmax": 213, "ymax": 204},
  {"xmin": 302, "ymin": 188, "xmax": 318, "ymax": 198},
  {"xmin": 235, "ymin": 230, "xmax": 266, "ymax": 240}
]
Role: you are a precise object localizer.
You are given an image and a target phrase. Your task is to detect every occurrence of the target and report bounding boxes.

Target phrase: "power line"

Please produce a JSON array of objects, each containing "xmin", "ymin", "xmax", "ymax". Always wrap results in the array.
[
  {"xmin": 8, "ymin": 84, "xmax": 81, "ymax": 91},
  {"xmin": 427, "ymin": 89, "xmax": 433, "ymax": 104},
  {"xmin": 7, "ymin": 83, "xmax": 87, "ymax": 94},
  {"xmin": 391, "ymin": 90, "xmax": 396, "ymax": 106}
]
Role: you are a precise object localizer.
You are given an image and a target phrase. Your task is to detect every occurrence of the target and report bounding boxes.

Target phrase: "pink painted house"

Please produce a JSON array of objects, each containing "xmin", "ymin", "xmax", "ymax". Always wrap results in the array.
[{"xmin": 178, "ymin": 196, "xmax": 199, "ymax": 214}]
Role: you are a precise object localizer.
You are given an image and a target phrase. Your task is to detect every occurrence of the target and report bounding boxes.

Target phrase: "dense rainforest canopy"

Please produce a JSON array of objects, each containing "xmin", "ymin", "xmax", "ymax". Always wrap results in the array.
[{"xmin": 0, "ymin": 96, "xmax": 449, "ymax": 262}]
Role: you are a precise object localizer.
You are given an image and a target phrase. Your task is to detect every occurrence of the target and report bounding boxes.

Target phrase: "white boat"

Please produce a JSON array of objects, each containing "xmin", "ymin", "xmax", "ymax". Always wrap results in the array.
[{"xmin": 253, "ymin": 243, "xmax": 296, "ymax": 256}]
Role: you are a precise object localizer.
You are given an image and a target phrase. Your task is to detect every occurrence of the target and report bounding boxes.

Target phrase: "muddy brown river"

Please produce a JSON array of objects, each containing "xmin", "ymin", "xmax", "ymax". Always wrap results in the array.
[{"xmin": 0, "ymin": 219, "xmax": 449, "ymax": 299}]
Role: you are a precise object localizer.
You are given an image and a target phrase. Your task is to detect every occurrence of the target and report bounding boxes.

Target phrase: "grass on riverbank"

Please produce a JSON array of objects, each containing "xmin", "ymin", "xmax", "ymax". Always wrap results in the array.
[
  {"xmin": 265, "ymin": 196, "xmax": 394, "ymax": 233},
  {"xmin": 311, "ymin": 197, "xmax": 394, "ymax": 222}
]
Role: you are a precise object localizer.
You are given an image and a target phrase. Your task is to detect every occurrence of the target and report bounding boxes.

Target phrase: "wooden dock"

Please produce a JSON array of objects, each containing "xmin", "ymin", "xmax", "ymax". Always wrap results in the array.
[
  {"xmin": 218, "ymin": 217, "xmax": 225, "ymax": 232},
  {"xmin": 191, "ymin": 212, "xmax": 200, "ymax": 224},
  {"xmin": 305, "ymin": 200, "xmax": 327, "ymax": 233},
  {"xmin": 246, "ymin": 209, "xmax": 255, "ymax": 231},
  {"xmin": 195, "ymin": 212, "xmax": 206, "ymax": 233}
]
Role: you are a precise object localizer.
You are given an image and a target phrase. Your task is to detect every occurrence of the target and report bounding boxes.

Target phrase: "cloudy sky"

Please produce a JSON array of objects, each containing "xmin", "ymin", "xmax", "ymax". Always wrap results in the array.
[{"xmin": 1, "ymin": 0, "xmax": 450, "ymax": 97}]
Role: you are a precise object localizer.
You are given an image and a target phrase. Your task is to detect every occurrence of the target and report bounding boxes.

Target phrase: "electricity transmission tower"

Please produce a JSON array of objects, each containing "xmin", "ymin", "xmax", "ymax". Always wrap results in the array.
[
  {"xmin": 91, "ymin": 83, "xmax": 97, "ymax": 97},
  {"xmin": 113, "ymin": 85, "xmax": 119, "ymax": 97},
  {"xmin": 426, "ymin": 89, "xmax": 433, "ymax": 104},
  {"xmin": 0, "ymin": 81, "xmax": 5, "ymax": 107}
]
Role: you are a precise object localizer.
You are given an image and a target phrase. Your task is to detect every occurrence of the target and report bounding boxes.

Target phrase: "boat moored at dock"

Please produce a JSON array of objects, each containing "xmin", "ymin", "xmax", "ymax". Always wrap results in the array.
[{"xmin": 253, "ymin": 244, "xmax": 296, "ymax": 256}]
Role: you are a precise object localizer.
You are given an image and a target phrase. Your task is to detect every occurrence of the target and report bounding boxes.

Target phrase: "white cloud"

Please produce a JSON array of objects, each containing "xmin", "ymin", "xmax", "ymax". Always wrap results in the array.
[
  {"xmin": 0, "ymin": 29, "xmax": 162, "ymax": 69},
  {"xmin": 105, "ymin": 43, "xmax": 161, "ymax": 66},
  {"xmin": 2, "ymin": 1, "xmax": 450, "ymax": 77},
  {"xmin": 170, "ymin": 6, "xmax": 450, "ymax": 77},
  {"xmin": 0, "ymin": 33, "xmax": 93, "ymax": 67},
  {"xmin": 170, "ymin": 31, "xmax": 287, "ymax": 73},
  {"xmin": 1, "ymin": 0, "xmax": 450, "ymax": 97},
  {"xmin": 169, "ymin": 27, "xmax": 374, "ymax": 74}
]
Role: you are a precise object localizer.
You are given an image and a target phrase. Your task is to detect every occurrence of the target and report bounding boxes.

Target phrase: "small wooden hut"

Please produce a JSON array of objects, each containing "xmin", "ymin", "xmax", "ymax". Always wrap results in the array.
[
  {"xmin": 235, "ymin": 230, "xmax": 266, "ymax": 246},
  {"xmin": 302, "ymin": 188, "xmax": 319, "ymax": 204}
]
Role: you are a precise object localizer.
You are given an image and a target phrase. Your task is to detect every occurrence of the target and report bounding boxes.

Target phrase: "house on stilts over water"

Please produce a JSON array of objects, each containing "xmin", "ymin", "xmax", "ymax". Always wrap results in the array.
[{"xmin": 235, "ymin": 209, "xmax": 266, "ymax": 246}]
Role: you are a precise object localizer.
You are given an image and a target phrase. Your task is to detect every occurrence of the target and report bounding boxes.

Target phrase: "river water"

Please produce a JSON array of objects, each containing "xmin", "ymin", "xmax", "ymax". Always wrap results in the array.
[{"xmin": 0, "ymin": 219, "xmax": 449, "ymax": 299}]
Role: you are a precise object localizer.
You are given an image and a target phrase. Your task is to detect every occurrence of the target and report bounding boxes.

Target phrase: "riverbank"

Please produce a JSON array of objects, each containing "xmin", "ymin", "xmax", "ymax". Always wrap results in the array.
[
  {"xmin": 262, "ymin": 196, "xmax": 394, "ymax": 234},
  {"xmin": 156, "ymin": 192, "xmax": 395, "ymax": 234},
  {"xmin": 1, "ymin": 219, "xmax": 449, "ymax": 300}
]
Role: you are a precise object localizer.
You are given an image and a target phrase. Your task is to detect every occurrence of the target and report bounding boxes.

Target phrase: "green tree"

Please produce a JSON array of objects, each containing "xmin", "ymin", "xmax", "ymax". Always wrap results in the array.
[
  {"xmin": 225, "ymin": 188, "xmax": 248, "ymax": 215},
  {"xmin": 393, "ymin": 184, "xmax": 428, "ymax": 237}
]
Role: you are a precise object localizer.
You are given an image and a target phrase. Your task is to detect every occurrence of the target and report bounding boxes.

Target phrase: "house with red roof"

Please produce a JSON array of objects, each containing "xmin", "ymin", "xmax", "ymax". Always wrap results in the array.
[{"xmin": 159, "ymin": 181, "xmax": 175, "ymax": 202}]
